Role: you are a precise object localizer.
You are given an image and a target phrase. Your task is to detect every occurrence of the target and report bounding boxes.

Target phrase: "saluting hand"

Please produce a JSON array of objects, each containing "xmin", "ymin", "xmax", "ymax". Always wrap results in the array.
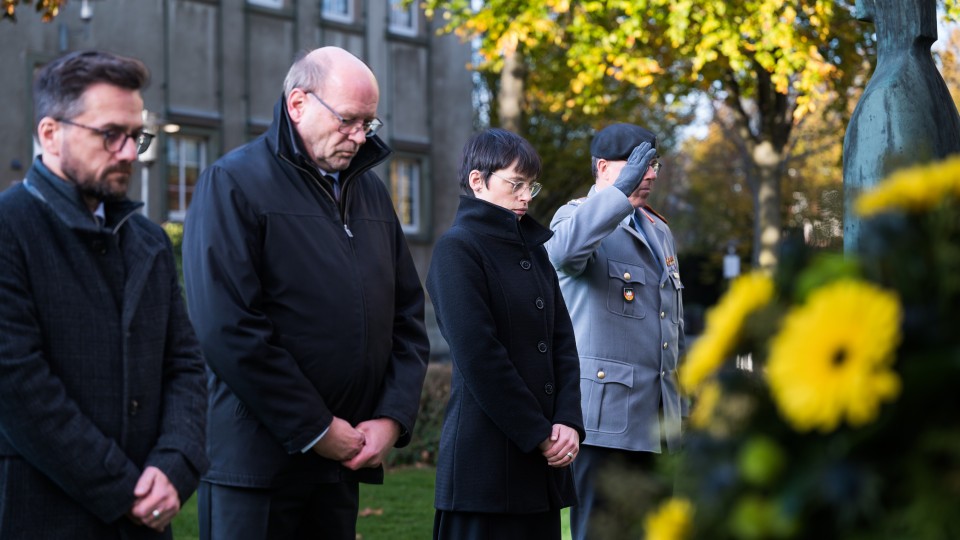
[{"xmin": 612, "ymin": 142, "xmax": 657, "ymax": 196}]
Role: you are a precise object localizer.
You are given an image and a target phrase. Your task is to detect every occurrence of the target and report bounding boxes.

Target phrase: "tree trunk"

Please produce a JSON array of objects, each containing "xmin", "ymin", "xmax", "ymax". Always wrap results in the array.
[
  {"xmin": 752, "ymin": 141, "xmax": 783, "ymax": 270},
  {"xmin": 498, "ymin": 51, "xmax": 525, "ymax": 131},
  {"xmin": 723, "ymin": 66, "xmax": 793, "ymax": 271}
]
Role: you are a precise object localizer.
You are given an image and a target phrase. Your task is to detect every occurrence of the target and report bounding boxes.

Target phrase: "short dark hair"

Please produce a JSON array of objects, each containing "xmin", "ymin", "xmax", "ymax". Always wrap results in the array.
[
  {"xmin": 458, "ymin": 128, "xmax": 541, "ymax": 196},
  {"xmin": 33, "ymin": 50, "xmax": 149, "ymax": 130}
]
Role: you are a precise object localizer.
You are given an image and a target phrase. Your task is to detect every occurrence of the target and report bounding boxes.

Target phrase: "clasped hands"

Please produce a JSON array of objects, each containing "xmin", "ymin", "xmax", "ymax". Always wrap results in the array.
[
  {"xmin": 539, "ymin": 423, "xmax": 580, "ymax": 468},
  {"xmin": 128, "ymin": 466, "xmax": 180, "ymax": 532},
  {"xmin": 312, "ymin": 416, "xmax": 400, "ymax": 470}
]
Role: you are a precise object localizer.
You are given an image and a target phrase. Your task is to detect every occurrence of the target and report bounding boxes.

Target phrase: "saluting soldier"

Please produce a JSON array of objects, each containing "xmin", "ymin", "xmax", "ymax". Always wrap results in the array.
[{"xmin": 544, "ymin": 123, "xmax": 687, "ymax": 540}]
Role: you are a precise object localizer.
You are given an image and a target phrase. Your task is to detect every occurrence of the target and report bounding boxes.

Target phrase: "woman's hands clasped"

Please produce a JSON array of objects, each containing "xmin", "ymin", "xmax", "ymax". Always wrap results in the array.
[{"xmin": 539, "ymin": 424, "xmax": 580, "ymax": 468}]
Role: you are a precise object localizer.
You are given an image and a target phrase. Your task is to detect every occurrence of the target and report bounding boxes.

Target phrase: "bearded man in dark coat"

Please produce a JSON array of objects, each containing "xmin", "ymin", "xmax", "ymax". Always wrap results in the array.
[{"xmin": 0, "ymin": 50, "xmax": 208, "ymax": 539}]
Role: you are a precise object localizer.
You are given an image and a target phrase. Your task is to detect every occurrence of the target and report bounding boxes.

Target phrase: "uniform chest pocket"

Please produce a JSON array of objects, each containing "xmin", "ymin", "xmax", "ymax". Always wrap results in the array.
[{"xmin": 606, "ymin": 259, "xmax": 646, "ymax": 319}]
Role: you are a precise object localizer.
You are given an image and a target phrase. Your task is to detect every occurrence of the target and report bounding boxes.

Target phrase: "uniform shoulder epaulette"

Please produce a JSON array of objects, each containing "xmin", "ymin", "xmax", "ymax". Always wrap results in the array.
[
  {"xmin": 567, "ymin": 197, "xmax": 587, "ymax": 206},
  {"xmin": 643, "ymin": 205, "xmax": 669, "ymax": 224}
]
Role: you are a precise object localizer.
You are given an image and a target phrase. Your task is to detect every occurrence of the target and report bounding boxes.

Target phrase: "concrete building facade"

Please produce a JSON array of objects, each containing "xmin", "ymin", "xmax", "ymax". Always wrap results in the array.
[{"xmin": 1, "ymin": 0, "xmax": 474, "ymax": 358}]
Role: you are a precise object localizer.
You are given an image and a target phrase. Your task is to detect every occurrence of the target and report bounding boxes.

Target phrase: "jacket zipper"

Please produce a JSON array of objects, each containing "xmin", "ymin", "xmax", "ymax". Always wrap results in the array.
[
  {"xmin": 280, "ymin": 154, "xmax": 355, "ymax": 237},
  {"xmin": 279, "ymin": 152, "xmax": 384, "ymax": 238}
]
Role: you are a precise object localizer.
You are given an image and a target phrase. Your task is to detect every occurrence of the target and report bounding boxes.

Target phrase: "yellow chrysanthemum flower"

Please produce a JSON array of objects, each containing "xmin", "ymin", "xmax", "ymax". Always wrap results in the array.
[
  {"xmin": 644, "ymin": 498, "xmax": 694, "ymax": 540},
  {"xmin": 689, "ymin": 380, "xmax": 721, "ymax": 430},
  {"xmin": 766, "ymin": 280, "xmax": 902, "ymax": 433},
  {"xmin": 856, "ymin": 155, "xmax": 960, "ymax": 216},
  {"xmin": 681, "ymin": 272, "xmax": 774, "ymax": 391}
]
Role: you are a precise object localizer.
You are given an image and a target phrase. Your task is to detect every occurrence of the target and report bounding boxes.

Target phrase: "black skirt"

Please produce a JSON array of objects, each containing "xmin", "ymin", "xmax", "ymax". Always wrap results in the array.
[{"xmin": 433, "ymin": 508, "xmax": 561, "ymax": 540}]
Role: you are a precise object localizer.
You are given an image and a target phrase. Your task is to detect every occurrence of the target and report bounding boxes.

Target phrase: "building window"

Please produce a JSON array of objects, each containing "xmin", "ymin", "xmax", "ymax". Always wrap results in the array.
[
  {"xmin": 389, "ymin": 0, "xmax": 417, "ymax": 36},
  {"xmin": 247, "ymin": 0, "xmax": 284, "ymax": 8},
  {"xmin": 166, "ymin": 134, "xmax": 208, "ymax": 221},
  {"xmin": 322, "ymin": 0, "xmax": 353, "ymax": 23},
  {"xmin": 390, "ymin": 156, "xmax": 422, "ymax": 234}
]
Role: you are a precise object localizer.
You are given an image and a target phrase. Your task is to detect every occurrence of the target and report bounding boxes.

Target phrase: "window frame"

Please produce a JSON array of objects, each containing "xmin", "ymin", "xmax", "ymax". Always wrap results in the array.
[
  {"xmin": 388, "ymin": 152, "xmax": 430, "ymax": 239},
  {"xmin": 247, "ymin": 0, "xmax": 284, "ymax": 8},
  {"xmin": 388, "ymin": 0, "xmax": 418, "ymax": 37},
  {"xmin": 321, "ymin": 0, "xmax": 354, "ymax": 24},
  {"xmin": 164, "ymin": 130, "xmax": 212, "ymax": 222}
]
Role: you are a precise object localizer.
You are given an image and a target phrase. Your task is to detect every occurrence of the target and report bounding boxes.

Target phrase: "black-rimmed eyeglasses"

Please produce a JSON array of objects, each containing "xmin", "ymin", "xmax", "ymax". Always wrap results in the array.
[
  {"xmin": 490, "ymin": 172, "xmax": 542, "ymax": 198},
  {"xmin": 306, "ymin": 91, "xmax": 384, "ymax": 138},
  {"xmin": 57, "ymin": 118, "xmax": 155, "ymax": 155}
]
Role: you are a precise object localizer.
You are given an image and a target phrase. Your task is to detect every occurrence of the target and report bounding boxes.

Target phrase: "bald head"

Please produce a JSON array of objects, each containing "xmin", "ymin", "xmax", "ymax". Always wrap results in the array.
[
  {"xmin": 283, "ymin": 46, "xmax": 378, "ymax": 99},
  {"xmin": 282, "ymin": 46, "xmax": 382, "ymax": 171}
]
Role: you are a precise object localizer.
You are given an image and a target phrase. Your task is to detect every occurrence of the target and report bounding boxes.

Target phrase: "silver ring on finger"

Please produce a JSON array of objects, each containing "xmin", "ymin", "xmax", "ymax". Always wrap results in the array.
[{"xmin": 566, "ymin": 452, "xmax": 574, "ymax": 459}]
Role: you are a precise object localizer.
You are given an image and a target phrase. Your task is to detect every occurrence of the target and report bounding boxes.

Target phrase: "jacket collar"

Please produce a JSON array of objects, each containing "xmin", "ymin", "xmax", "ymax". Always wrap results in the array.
[
  {"xmin": 267, "ymin": 94, "xmax": 391, "ymax": 181},
  {"xmin": 454, "ymin": 195, "xmax": 553, "ymax": 247},
  {"xmin": 23, "ymin": 157, "xmax": 143, "ymax": 234}
]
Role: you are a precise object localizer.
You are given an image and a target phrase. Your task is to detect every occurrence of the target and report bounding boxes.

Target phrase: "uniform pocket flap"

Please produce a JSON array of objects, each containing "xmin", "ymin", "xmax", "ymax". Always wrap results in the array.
[
  {"xmin": 580, "ymin": 357, "xmax": 633, "ymax": 387},
  {"xmin": 607, "ymin": 259, "xmax": 646, "ymax": 284}
]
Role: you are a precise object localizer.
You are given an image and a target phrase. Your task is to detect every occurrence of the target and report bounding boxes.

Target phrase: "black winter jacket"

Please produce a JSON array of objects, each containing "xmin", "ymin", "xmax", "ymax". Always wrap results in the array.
[{"xmin": 183, "ymin": 95, "xmax": 429, "ymax": 487}]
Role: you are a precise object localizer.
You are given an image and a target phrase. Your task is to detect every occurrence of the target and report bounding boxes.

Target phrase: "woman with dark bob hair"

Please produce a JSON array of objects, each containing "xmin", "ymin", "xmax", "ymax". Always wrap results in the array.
[{"xmin": 427, "ymin": 128, "xmax": 584, "ymax": 539}]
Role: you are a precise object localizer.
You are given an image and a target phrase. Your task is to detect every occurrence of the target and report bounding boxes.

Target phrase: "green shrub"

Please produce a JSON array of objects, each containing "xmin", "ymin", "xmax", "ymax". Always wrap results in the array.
[
  {"xmin": 162, "ymin": 221, "xmax": 185, "ymax": 286},
  {"xmin": 389, "ymin": 362, "xmax": 450, "ymax": 466}
]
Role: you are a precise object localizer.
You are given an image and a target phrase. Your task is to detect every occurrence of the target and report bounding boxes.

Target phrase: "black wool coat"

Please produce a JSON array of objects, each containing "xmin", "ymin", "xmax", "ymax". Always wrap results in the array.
[
  {"xmin": 427, "ymin": 196, "xmax": 585, "ymax": 514},
  {"xmin": 0, "ymin": 159, "xmax": 208, "ymax": 539}
]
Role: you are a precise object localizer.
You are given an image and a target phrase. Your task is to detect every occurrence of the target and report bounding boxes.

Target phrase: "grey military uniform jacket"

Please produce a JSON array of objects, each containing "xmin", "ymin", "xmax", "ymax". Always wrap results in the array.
[{"xmin": 546, "ymin": 185, "xmax": 686, "ymax": 453}]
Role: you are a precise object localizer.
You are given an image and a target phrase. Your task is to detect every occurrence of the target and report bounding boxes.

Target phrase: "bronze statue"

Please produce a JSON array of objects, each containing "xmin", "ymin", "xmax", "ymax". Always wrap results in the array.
[{"xmin": 843, "ymin": 0, "xmax": 960, "ymax": 251}]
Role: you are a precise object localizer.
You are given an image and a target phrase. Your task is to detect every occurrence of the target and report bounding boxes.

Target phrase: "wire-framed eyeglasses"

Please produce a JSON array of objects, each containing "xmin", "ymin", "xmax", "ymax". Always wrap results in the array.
[
  {"xmin": 307, "ymin": 91, "xmax": 384, "ymax": 137},
  {"xmin": 649, "ymin": 158, "xmax": 662, "ymax": 175},
  {"xmin": 490, "ymin": 172, "xmax": 542, "ymax": 198},
  {"xmin": 58, "ymin": 118, "xmax": 155, "ymax": 155}
]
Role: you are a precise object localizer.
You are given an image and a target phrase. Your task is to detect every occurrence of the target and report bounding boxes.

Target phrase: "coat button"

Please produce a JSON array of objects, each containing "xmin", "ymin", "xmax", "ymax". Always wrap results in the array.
[
  {"xmin": 597, "ymin": 370, "xmax": 606, "ymax": 380},
  {"xmin": 520, "ymin": 259, "xmax": 532, "ymax": 270},
  {"xmin": 129, "ymin": 399, "xmax": 140, "ymax": 416},
  {"xmin": 662, "ymin": 342, "xmax": 669, "ymax": 350},
  {"xmin": 544, "ymin": 383, "xmax": 554, "ymax": 395},
  {"xmin": 661, "ymin": 370, "xmax": 667, "ymax": 377},
  {"xmin": 623, "ymin": 272, "xmax": 631, "ymax": 280},
  {"xmin": 661, "ymin": 282, "xmax": 666, "ymax": 289},
  {"xmin": 660, "ymin": 311, "xmax": 666, "ymax": 319},
  {"xmin": 535, "ymin": 297, "xmax": 544, "ymax": 310},
  {"xmin": 537, "ymin": 341, "xmax": 548, "ymax": 353}
]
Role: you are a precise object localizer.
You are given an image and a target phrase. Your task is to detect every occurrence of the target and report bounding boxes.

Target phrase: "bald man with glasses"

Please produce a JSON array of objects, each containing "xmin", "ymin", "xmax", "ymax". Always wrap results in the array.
[{"xmin": 183, "ymin": 46, "xmax": 429, "ymax": 540}]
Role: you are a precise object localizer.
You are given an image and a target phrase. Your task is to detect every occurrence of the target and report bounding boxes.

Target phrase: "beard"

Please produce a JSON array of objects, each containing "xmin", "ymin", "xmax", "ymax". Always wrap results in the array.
[{"xmin": 60, "ymin": 150, "xmax": 132, "ymax": 203}]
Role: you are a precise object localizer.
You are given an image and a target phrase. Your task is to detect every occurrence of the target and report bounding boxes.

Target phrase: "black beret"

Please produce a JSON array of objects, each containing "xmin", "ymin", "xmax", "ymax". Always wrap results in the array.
[{"xmin": 590, "ymin": 123, "xmax": 657, "ymax": 161}]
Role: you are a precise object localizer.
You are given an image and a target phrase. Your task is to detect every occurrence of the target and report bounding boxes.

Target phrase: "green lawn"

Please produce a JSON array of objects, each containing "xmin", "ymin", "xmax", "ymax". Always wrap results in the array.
[
  {"xmin": 171, "ymin": 493, "xmax": 199, "ymax": 540},
  {"xmin": 356, "ymin": 466, "xmax": 436, "ymax": 539},
  {"xmin": 173, "ymin": 467, "xmax": 572, "ymax": 539}
]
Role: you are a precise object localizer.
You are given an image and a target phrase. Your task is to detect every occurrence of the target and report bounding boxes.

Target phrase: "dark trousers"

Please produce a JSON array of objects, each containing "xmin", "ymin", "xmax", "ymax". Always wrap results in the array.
[
  {"xmin": 198, "ymin": 480, "xmax": 359, "ymax": 540},
  {"xmin": 569, "ymin": 445, "xmax": 659, "ymax": 540}
]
